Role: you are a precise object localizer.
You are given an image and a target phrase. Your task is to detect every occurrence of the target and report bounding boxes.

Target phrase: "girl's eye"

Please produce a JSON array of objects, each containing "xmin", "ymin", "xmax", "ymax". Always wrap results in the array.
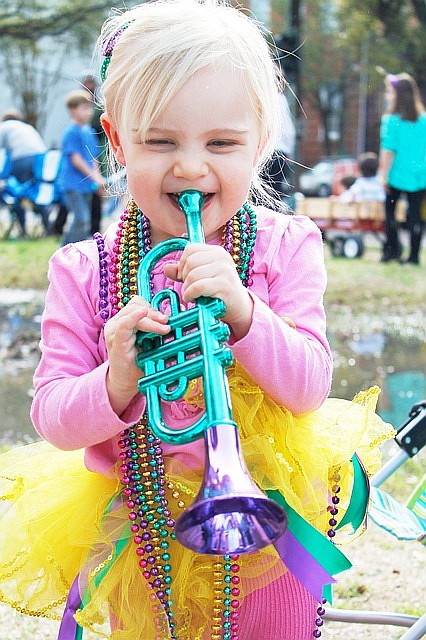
[
  {"xmin": 145, "ymin": 139, "xmax": 174, "ymax": 146},
  {"xmin": 209, "ymin": 140, "xmax": 236, "ymax": 148}
]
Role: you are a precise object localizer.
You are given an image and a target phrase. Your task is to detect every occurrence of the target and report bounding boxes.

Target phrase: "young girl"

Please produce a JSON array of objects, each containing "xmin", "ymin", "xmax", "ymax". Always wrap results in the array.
[{"xmin": 0, "ymin": 1, "xmax": 393, "ymax": 639}]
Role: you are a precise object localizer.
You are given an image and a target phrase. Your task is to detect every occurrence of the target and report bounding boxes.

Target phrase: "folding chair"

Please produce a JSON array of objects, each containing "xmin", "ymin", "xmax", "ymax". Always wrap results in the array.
[
  {"xmin": 26, "ymin": 149, "xmax": 63, "ymax": 207},
  {"xmin": 369, "ymin": 478, "xmax": 425, "ymax": 545},
  {"xmin": 324, "ymin": 402, "xmax": 426, "ymax": 639},
  {"xmin": 0, "ymin": 149, "xmax": 63, "ymax": 239}
]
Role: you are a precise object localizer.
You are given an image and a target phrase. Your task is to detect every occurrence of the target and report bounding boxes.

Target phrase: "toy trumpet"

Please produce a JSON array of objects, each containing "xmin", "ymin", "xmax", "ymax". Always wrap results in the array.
[{"xmin": 136, "ymin": 190, "xmax": 287, "ymax": 555}]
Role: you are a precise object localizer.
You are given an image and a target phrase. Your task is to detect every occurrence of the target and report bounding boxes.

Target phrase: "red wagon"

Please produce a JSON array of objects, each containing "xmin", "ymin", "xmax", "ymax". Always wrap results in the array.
[{"xmin": 297, "ymin": 197, "xmax": 406, "ymax": 258}]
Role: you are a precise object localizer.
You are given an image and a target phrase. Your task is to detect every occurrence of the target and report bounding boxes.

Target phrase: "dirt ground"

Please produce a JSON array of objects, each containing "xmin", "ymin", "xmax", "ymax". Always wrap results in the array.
[{"xmin": 325, "ymin": 524, "xmax": 425, "ymax": 640}]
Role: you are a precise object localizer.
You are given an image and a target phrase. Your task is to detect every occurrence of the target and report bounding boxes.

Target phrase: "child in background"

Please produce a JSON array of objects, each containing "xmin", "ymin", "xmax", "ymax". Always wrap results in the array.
[
  {"xmin": 336, "ymin": 174, "xmax": 357, "ymax": 201},
  {"xmin": 81, "ymin": 73, "xmax": 108, "ymax": 235},
  {"xmin": 339, "ymin": 153, "xmax": 385, "ymax": 203},
  {"xmin": 0, "ymin": 1, "xmax": 393, "ymax": 639},
  {"xmin": 60, "ymin": 90, "xmax": 105, "ymax": 245}
]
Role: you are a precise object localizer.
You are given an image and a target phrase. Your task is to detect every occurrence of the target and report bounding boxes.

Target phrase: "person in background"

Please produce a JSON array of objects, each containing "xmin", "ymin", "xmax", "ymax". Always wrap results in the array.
[
  {"xmin": 335, "ymin": 174, "xmax": 357, "ymax": 201},
  {"xmin": 59, "ymin": 90, "xmax": 105, "ymax": 245},
  {"xmin": 339, "ymin": 153, "xmax": 385, "ymax": 203},
  {"xmin": 0, "ymin": 109, "xmax": 50, "ymax": 235},
  {"xmin": 81, "ymin": 73, "xmax": 107, "ymax": 234},
  {"xmin": 379, "ymin": 73, "xmax": 426, "ymax": 264}
]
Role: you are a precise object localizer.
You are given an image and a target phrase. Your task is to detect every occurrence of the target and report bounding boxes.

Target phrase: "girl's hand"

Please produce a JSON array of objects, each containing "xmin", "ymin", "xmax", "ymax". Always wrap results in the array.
[
  {"xmin": 104, "ymin": 296, "xmax": 170, "ymax": 416},
  {"xmin": 163, "ymin": 244, "xmax": 253, "ymax": 341}
]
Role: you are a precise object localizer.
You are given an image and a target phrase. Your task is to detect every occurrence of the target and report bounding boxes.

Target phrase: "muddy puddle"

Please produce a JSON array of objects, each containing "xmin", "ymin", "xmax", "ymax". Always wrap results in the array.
[{"xmin": 0, "ymin": 290, "xmax": 424, "ymax": 443}]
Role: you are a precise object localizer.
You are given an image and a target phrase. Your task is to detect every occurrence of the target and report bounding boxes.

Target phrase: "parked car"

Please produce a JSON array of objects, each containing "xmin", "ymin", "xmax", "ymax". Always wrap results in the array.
[{"xmin": 298, "ymin": 157, "xmax": 358, "ymax": 197}]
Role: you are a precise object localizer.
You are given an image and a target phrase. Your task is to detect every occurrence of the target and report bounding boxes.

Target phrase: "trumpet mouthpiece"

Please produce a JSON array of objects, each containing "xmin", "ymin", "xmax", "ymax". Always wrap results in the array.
[
  {"xmin": 178, "ymin": 190, "xmax": 204, "ymax": 214},
  {"xmin": 177, "ymin": 190, "xmax": 205, "ymax": 243}
]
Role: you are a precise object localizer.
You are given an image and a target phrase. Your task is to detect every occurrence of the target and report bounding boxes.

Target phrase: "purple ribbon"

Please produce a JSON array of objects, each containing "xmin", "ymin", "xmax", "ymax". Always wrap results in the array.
[
  {"xmin": 58, "ymin": 574, "xmax": 82, "ymax": 640},
  {"xmin": 274, "ymin": 529, "xmax": 335, "ymax": 601}
]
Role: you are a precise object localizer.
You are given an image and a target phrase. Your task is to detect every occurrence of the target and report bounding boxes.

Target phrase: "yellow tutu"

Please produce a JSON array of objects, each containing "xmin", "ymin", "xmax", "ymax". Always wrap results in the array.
[
  {"xmin": 0, "ymin": 443, "xmax": 284, "ymax": 639},
  {"xmin": 0, "ymin": 365, "xmax": 395, "ymax": 639}
]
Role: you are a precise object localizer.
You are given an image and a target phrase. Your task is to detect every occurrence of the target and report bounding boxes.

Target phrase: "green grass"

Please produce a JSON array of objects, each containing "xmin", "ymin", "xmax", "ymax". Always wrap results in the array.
[
  {"xmin": 323, "ymin": 245, "xmax": 425, "ymax": 316},
  {"xmin": 1, "ymin": 238, "xmax": 424, "ymax": 316},
  {"xmin": 0, "ymin": 237, "xmax": 58, "ymax": 289}
]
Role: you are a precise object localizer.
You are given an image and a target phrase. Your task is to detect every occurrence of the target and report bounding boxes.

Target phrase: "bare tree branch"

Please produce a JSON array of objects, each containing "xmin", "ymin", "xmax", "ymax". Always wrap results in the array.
[
  {"xmin": 0, "ymin": 0, "xmax": 120, "ymax": 128},
  {"xmin": 0, "ymin": 1, "xmax": 113, "ymax": 39}
]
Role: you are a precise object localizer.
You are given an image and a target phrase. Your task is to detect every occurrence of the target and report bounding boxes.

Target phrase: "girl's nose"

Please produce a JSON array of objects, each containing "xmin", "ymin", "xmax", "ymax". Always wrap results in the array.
[{"xmin": 173, "ymin": 152, "xmax": 209, "ymax": 180}]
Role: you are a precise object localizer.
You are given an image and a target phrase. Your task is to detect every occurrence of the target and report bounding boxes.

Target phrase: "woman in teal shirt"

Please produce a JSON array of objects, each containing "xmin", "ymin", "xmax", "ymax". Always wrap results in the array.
[{"xmin": 379, "ymin": 73, "xmax": 426, "ymax": 264}]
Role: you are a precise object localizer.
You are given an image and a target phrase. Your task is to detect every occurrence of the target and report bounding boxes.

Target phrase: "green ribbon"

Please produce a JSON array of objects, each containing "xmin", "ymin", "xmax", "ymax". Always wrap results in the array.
[
  {"xmin": 80, "ymin": 531, "xmax": 131, "ymax": 608},
  {"xmin": 337, "ymin": 454, "xmax": 369, "ymax": 531},
  {"xmin": 80, "ymin": 494, "xmax": 132, "ymax": 608}
]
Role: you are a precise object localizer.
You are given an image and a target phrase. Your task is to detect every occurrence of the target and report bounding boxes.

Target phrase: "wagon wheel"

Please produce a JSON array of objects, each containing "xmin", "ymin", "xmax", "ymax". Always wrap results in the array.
[{"xmin": 342, "ymin": 235, "xmax": 364, "ymax": 259}]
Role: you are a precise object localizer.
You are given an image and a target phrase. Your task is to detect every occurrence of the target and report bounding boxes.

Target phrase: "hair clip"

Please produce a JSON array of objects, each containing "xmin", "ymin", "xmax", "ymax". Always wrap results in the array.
[
  {"xmin": 100, "ymin": 22, "xmax": 133, "ymax": 82},
  {"xmin": 386, "ymin": 74, "xmax": 398, "ymax": 87}
]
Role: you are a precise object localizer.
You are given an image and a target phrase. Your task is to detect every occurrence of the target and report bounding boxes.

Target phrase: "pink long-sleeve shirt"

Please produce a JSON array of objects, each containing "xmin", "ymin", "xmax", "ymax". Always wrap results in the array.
[{"xmin": 31, "ymin": 207, "xmax": 332, "ymax": 476}]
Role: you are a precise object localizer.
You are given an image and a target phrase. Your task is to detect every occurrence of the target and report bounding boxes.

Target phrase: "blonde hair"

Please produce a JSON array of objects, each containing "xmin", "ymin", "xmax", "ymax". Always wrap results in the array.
[{"xmin": 98, "ymin": 0, "xmax": 284, "ymax": 199}]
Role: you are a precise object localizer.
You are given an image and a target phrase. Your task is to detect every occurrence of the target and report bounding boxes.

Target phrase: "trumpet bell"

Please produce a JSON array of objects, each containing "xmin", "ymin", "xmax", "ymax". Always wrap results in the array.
[
  {"xmin": 175, "ymin": 493, "xmax": 287, "ymax": 555},
  {"xmin": 174, "ymin": 423, "xmax": 288, "ymax": 555}
]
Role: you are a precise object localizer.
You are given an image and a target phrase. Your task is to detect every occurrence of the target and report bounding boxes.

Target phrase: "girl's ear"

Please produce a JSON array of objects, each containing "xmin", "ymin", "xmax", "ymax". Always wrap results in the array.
[{"xmin": 101, "ymin": 113, "xmax": 126, "ymax": 166}]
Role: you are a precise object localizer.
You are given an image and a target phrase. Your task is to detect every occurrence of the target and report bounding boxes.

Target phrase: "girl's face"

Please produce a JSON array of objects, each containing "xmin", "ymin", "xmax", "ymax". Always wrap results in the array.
[{"xmin": 102, "ymin": 66, "xmax": 262, "ymax": 244}]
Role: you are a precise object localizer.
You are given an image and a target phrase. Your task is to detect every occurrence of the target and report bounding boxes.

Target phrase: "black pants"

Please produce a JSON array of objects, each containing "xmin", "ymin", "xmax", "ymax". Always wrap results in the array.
[
  {"xmin": 384, "ymin": 187, "xmax": 425, "ymax": 262},
  {"xmin": 52, "ymin": 203, "xmax": 69, "ymax": 235}
]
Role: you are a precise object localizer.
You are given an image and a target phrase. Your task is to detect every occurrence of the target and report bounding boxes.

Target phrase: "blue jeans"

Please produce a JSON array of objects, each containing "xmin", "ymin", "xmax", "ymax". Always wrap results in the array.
[{"xmin": 63, "ymin": 190, "xmax": 93, "ymax": 245}]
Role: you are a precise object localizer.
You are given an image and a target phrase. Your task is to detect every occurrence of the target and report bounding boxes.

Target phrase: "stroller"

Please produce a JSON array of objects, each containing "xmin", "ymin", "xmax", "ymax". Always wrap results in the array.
[
  {"xmin": 0, "ymin": 148, "xmax": 63, "ymax": 239},
  {"xmin": 324, "ymin": 401, "xmax": 426, "ymax": 639}
]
